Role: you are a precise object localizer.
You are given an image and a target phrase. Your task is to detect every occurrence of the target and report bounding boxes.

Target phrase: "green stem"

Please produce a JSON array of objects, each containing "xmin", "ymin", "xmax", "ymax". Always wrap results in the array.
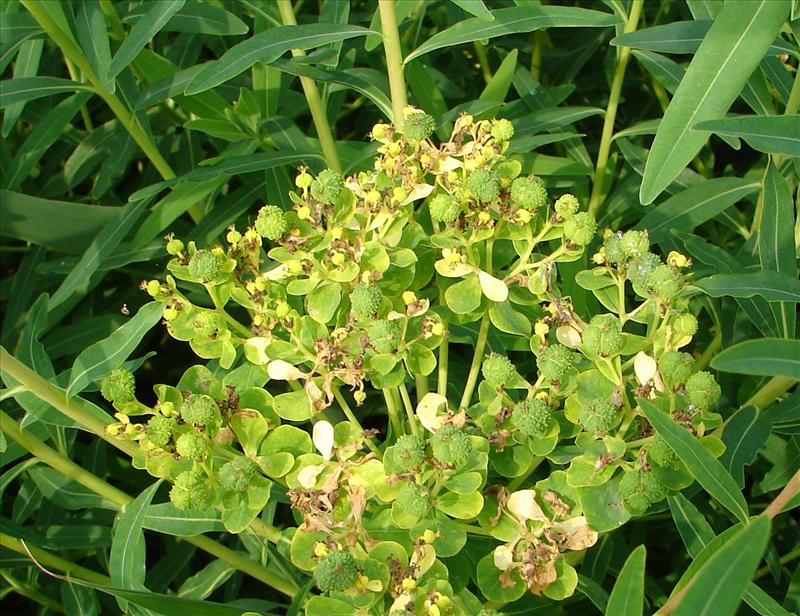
[
  {"xmin": 383, "ymin": 388, "xmax": 404, "ymax": 438},
  {"xmin": 458, "ymin": 312, "xmax": 491, "ymax": 411},
  {"xmin": 0, "ymin": 347, "xmax": 139, "ymax": 458},
  {"xmin": 588, "ymin": 0, "xmax": 644, "ymax": 218},
  {"xmin": 398, "ymin": 382, "xmax": 419, "ymax": 437},
  {"xmin": 206, "ymin": 285, "xmax": 252, "ymax": 338},
  {"xmin": 0, "ymin": 533, "xmax": 111, "ymax": 585},
  {"xmin": 530, "ymin": 31, "xmax": 543, "ymax": 80},
  {"xmin": 745, "ymin": 376, "xmax": 798, "ymax": 410},
  {"xmin": 414, "ymin": 374, "xmax": 429, "ymax": 403},
  {"xmin": 20, "ymin": 0, "xmax": 180, "ymax": 192},
  {"xmin": 473, "ymin": 41, "xmax": 492, "ymax": 84},
  {"xmin": 754, "ymin": 546, "xmax": 800, "ymax": 580},
  {"xmin": 98, "ymin": 0, "xmax": 126, "ymax": 40},
  {"xmin": 0, "ymin": 410, "xmax": 298, "ymax": 596},
  {"xmin": 1, "ymin": 571, "xmax": 65, "ymax": 613},
  {"xmin": 695, "ymin": 330, "xmax": 721, "ymax": 371},
  {"xmin": 378, "ymin": 0, "xmax": 408, "ymax": 129},
  {"xmin": 276, "ymin": 0, "xmax": 341, "ymax": 173},
  {"xmin": 332, "ymin": 386, "xmax": 381, "ymax": 455},
  {"xmin": 460, "ymin": 523, "xmax": 495, "ymax": 537},
  {"xmin": 437, "ymin": 327, "xmax": 449, "ymax": 397}
]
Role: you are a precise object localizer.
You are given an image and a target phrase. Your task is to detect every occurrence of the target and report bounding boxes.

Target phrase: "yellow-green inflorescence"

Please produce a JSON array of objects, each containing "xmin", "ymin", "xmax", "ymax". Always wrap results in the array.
[{"xmin": 103, "ymin": 108, "xmax": 724, "ymax": 610}]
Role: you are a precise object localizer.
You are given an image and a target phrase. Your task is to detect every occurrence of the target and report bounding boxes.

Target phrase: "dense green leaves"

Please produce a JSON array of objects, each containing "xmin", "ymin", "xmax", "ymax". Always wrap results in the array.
[
  {"xmin": 640, "ymin": 0, "xmax": 790, "ymax": 203},
  {"xmin": 605, "ymin": 545, "xmax": 646, "ymax": 616},
  {"xmin": 694, "ymin": 116, "xmax": 800, "ymax": 157}
]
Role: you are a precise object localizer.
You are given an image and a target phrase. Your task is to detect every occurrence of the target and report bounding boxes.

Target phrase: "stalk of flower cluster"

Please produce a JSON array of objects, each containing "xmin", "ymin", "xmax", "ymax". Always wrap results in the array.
[
  {"xmin": 276, "ymin": 0, "xmax": 342, "ymax": 173},
  {"xmin": 379, "ymin": 0, "xmax": 409, "ymax": 129},
  {"xmin": 588, "ymin": 0, "xmax": 645, "ymax": 217},
  {"xmin": 0, "ymin": 410, "xmax": 298, "ymax": 597}
]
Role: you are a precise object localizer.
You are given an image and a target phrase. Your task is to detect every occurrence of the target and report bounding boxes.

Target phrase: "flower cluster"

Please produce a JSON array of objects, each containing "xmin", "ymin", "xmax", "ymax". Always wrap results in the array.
[{"xmin": 105, "ymin": 110, "xmax": 721, "ymax": 612}]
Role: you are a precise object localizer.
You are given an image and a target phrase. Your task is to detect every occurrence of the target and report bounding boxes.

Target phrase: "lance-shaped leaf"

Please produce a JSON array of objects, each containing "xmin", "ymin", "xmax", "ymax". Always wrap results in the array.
[
  {"xmin": 605, "ymin": 545, "xmax": 646, "ymax": 616},
  {"xmin": 694, "ymin": 115, "xmax": 800, "ymax": 157},
  {"xmin": 640, "ymin": 398, "xmax": 749, "ymax": 524},
  {"xmin": 640, "ymin": 0, "xmax": 790, "ymax": 204},
  {"xmin": 711, "ymin": 338, "xmax": 800, "ymax": 379}
]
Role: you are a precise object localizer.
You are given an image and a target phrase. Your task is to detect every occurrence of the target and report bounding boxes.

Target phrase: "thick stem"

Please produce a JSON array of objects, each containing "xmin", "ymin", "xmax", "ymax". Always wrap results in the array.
[
  {"xmin": 0, "ymin": 411, "xmax": 297, "ymax": 596},
  {"xmin": 0, "ymin": 347, "xmax": 139, "ymax": 458},
  {"xmin": 414, "ymin": 374, "xmax": 429, "ymax": 403},
  {"xmin": 332, "ymin": 386, "xmax": 381, "ymax": 455},
  {"xmin": 0, "ymin": 533, "xmax": 112, "ymax": 586},
  {"xmin": 588, "ymin": 0, "xmax": 645, "ymax": 217},
  {"xmin": 764, "ymin": 468, "xmax": 800, "ymax": 519},
  {"xmin": 379, "ymin": 0, "xmax": 408, "ymax": 129},
  {"xmin": 276, "ymin": 0, "xmax": 341, "ymax": 173},
  {"xmin": 744, "ymin": 376, "xmax": 797, "ymax": 410},
  {"xmin": 20, "ymin": 1, "xmax": 177, "ymax": 184},
  {"xmin": 473, "ymin": 42, "xmax": 492, "ymax": 84},
  {"xmin": 398, "ymin": 382, "xmax": 420, "ymax": 437},
  {"xmin": 458, "ymin": 312, "xmax": 491, "ymax": 411},
  {"xmin": 437, "ymin": 327, "xmax": 449, "ymax": 397},
  {"xmin": 383, "ymin": 388, "xmax": 404, "ymax": 438}
]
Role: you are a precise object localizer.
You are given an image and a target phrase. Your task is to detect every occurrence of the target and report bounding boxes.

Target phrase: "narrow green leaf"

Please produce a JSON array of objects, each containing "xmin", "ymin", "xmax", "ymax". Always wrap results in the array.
[
  {"xmin": 636, "ymin": 177, "xmax": 759, "ymax": 244},
  {"xmin": 0, "ymin": 12, "xmax": 40, "ymax": 43},
  {"xmin": 76, "ymin": 0, "xmax": 114, "ymax": 92},
  {"xmin": 142, "ymin": 503, "xmax": 225, "ymax": 536},
  {"xmin": 108, "ymin": 0, "xmax": 185, "ymax": 80},
  {"xmin": 1, "ymin": 244, "xmax": 45, "ymax": 345},
  {"xmin": 177, "ymin": 560, "xmax": 233, "ymax": 600},
  {"xmin": 694, "ymin": 271, "xmax": 800, "ymax": 303},
  {"xmin": 759, "ymin": 160, "xmax": 797, "ymax": 338},
  {"xmin": 694, "ymin": 116, "xmax": 800, "ymax": 157},
  {"xmin": 671, "ymin": 516, "xmax": 770, "ymax": 616},
  {"xmin": 2, "ymin": 38, "xmax": 43, "ymax": 136},
  {"xmin": 449, "ymin": 0, "xmax": 494, "ymax": 20},
  {"xmin": 479, "ymin": 49, "xmax": 517, "ymax": 102},
  {"xmin": 185, "ymin": 150, "xmax": 324, "ymax": 182},
  {"xmin": 185, "ymin": 24, "xmax": 373, "ymax": 95},
  {"xmin": 61, "ymin": 582, "xmax": 99, "ymax": 616},
  {"xmin": 640, "ymin": 0, "xmax": 790, "ymax": 204},
  {"xmin": 0, "ymin": 76, "xmax": 89, "ymax": 108},
  {"xmin": 668, "ymin": 494, "xmax": 792, "ymax": 616},
  {"xmin": 514, "ymin": 106, "xmax": 605, "ymax": 136},
  {"xmin": 720, "ymin": 406, "xmax": 772, "ymax": 487},
  {"xmin": 711, "ymin": 338, "xmax": 800, "ymax": 379},
  {"xmin": 640, "ymin": 398, "xmax": 750, "ymax": 524},
  {"xmin": 5, "ymin": 92, "xmax": 92, "ymax": 191},
  {"xmin": 28, "ymin": 467, "xmax": 118, "ymax": 510},
  {"xmin": 612, "ymin": 20, "xmax": 796, "ymax": 56},
  {"xmin": 67, "ymin": 302, "xmax": 164, "ymax": 398},
  {"xmin": 605, "ymin": 545, "xmax": 646, "ymax": 616},
  {"xmin": 49, "ymin": 196, "xmax": 151, "ymax": 315},
  {"xmin": 123, "ymin": 2, "xmax": 248, "ymax": 35},
  {"xmin": 110, "ymin": 481, "xmax": 162, "ymax": 596},
  {"xmin": 131, "ymin": 178, "xmax": 222, "ymax": 248},
  {"xmin": 405, "ymin": 6, "xmax": 620, "ymax": 63},
  {"xmin": 270, "ymin": 59, "xmax": 392, "ymax": 119}
]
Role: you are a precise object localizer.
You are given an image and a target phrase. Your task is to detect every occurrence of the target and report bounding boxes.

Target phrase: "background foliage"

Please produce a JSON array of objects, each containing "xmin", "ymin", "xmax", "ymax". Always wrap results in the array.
[{"xmin": 1, "ymin": 0, "xmax": 798, "ymax": 615}]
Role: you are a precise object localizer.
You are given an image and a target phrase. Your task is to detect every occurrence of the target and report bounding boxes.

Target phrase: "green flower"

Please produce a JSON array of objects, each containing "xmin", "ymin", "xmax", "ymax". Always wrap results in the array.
[
  {"xmin": 646, "ymin": 264, "xmax": 681, "ymax": 302},
  {"xmin": 187, "ymin": 249, "xmax": 224, "ymax": 282},
  {"xmin": 482, "ymin": 353, "xmax": 515, "ymax": 387},
  {"xmin": 367, "ymin": 319, "xmax": 401, "ymax": 354},
  {"xmin": 392, "ymin": 434, "xmax": 426, "ymax": 472},
  {"xmin": 685, "ymin": 371, "xmax": 721, "ymax": 411},
  {"xmin": 218, "ymin": 457, "xmax": 258, "ymax": 492},
  {"xmin": 672, "ymin": 312, "xmax": 698, "ymax": 338},
  {"xmin": 659, "ymin": 351, "xmax": 695, "ymax": 389},
  {"xmin": 537, "ymin": 344, "xmax": 576, "ymax": 382},
  {"xmin": 146, "ymin": 415, "xmax": 176, "ymax": 448},
  {"xmin": 170, "ymin": 470, "xmax": 211, "ymax": 511},
  {"xmin": 402, "ymin": 111, "xmax": 436, "ymax": 141},
  {"xmin": 510, "ymin": 176, "xmax": 547, "ymax": 212},
  {"xmin": 193, "ymin": 311, "xmax": 223, "ymax": 338},
  {"xmin": 395, "ymin": 482, "xmax": 431, "ymax": 517},
  {"xmin": 314, "ymin": 550, "xmax": 358, "ymax": 593},
  {"xmin": 563, "ymin": 211, "xmax": 597, "ymax": 246},
  {"xmin": 255, "ymin": 205, "xmax": 288, "ymax": 241},
  {"xmin": 491, "ymin": 118, "xmax": 514, "ymax": 142},
  {"xmin": 554, "ymin": 193, "xmax": 579, "ymax": 218},
  {"xmin": 431, "ymin": 425, "xmax": 471, "ymax": 467},
  {"xmin": 648, "ymin": 434, "xmax": 679, "ymax": 469},
  {"xmin": 466, "ymin": 168, "xmax": 500, "ymax": 203},
  {"xmin": 350, "ymin": 283, "xmax": 383, "ymax": 320},
  {"xmin": 311, "ymin": 169, "xmax": 345, "ymax": 205},
  {"xmin": 579, "ymin": 399, "xmax": 620, "ymax": 436},
  {"xmin": 618, "ymin": 470, "xmax": 666, "ymax": 516},
  {"xmin": 100, "ymin": 368, "xmax": 136, "ymax": 404},
  {"xmin": 582, "ymin": 314, "xmax": 624, "ymax": 357},
  {"xmin": 429, "ymin": 193, "xmax": 462, "ymax": 223},
  {"xmin": 512, "ymin": 399, "xmax": 551, "ymax": 436},
  {"xmin": 626, "ymin": 253, "xmax": 661, "ymax": 290},
  {"xmin": 181, "ymin": 394, "xmax": 221, "ymax": 426},
  {"xmin": 175, "ymin": 432, "xmax": 209, "ymax": 461}
]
